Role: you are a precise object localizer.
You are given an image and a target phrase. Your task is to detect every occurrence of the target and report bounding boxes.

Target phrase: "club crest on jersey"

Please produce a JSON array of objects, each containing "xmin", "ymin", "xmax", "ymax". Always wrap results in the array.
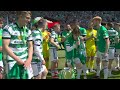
[{"xmin": 18, "ymin": 35, "xmax": 22, "ymax": 40}]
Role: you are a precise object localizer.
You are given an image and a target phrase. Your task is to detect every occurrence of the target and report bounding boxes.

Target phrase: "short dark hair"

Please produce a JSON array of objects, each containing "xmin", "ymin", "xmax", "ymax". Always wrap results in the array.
[
  {"xmin": 70, "ymin": 19, "xmax": 79, "ymax": 24},
  {"xmin": 101, "ymin": 22, "xmax": 107, "ymax": 26},
  {"xmin": 34, "ymin": 19, "xmax": 47, "ymax": 28},
  {"xmin": 72, "ymin": 26, "xmax": 80, "ymax": 36},
  {"xmin": 107, "ymin": 22, "xmax": 114, "ymax": 28}
]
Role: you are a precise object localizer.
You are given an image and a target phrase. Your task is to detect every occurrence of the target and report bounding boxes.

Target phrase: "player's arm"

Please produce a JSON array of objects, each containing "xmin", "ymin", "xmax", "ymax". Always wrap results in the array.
[
  {"xmin": 24, "ymin": 30, "xmax": 33, "ymax": 68},
  {"xmin": 34, "ymin": 45, "xmax": 46, "ymax": 64},
  {"xmin": 0, "ymin": 46, "xmax": 2, "ymax": 52},
  {"xmin": 24, "ymin": 40, "xmax": 33, "ymax": 68},
  {"xmin": 79, "ymin": 35, "xmax": 86, "ymax": 41},
  {"xmin": 85, "ymin": 36, "xmax": 93, "ymax": 41},
  {"xmin": 104, "ymin": 30, "xmax": 110, "ymax": 54},
  {"xmin": 32, "ymin": 31, "xmax": 45, "ymax": 64},
  {"xmin": 50, "ymin": 37, "xmax": 60, "ymax": 49},
  {"xmin": 105, "ymin": 38, "xmax": 110, "ymax": 54},
  {"xmin": 85, "ymin": 33, "xmax": 96, "ymax": 41},
  {"xmin": 3, "ymin": 39, "xmax": 24, "ymax": 65},
  {"xmin": 3, "ymin": 26, "xmax": 24, "ymax": 65},
  {"xmin": 66, "ymin": 44, "xmax": 77, "ymax": 52},
  {"xmin": 66, "ymin": 40, "xmax": 78, "ymax": 52}
]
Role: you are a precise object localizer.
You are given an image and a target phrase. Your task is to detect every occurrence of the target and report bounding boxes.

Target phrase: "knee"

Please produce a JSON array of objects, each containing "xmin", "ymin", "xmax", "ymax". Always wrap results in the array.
[
  {"xmin": 0, "ymin": 73, "xmax": 3, "ymax": 79},
  {"xmin": 43, "ymin": 68, "xmax": 48, "ymax": 75},
  {"xmin": 52, "ymin": 60, "xmax": 58, "ymax": 64},
  {"xmin": 75, "ymin": 58, "xmax": 82, "ymax": 69},
  {"xmin": 103, "ymin": 65, "xmax": 108, "ymax": 70},
  {"xmin": 96, "ymin": 59, "xmax": 100, "ymax": 65},
  {"xmin": 43, "ymin": 70, "xmax": 48, "ymax": 75},
  {"xmin": 103, "ymin": 62, "xmax": 108, "ymax": 69}
]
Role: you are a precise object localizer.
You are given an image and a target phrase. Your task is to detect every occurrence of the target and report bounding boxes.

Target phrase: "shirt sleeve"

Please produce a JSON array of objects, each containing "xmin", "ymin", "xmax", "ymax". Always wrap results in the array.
[
  {"xmin": 103, "ymin": 29, "xmax": 109, "ymax": 38},
  {"xmin": 61, "ymin": 31, "xmax": 66, "ymax": 38},
  {"xmin": 27, "ymin": 29, "xmax": 33, "ymax": 41},
  {"xmin": 50, "ymin": 31, "xmax": 56, "ymax": 39},
  {"xmin": 2, "ymin": 25, "xmax": 11, "ymax": 39}
]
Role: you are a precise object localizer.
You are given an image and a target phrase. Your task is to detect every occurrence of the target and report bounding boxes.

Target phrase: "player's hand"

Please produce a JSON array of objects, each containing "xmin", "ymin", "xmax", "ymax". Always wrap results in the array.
[
  {"xmin": 104, "ymin": 52, "xmax": 108, "ymax": 58},
  {"xmin": 91, "ymin": 34, "xmax": 94, "ymax": 38},
  {"xmin": 43, "ymin": 35, "xmax": 48, "ymax": 40},
  {"xmin": 42, "ymin": 60, "xmax": 46, "ymax": 65},
  {"xmin": 61, "ymin": 38, "xmax": 66, "ymax": 42},
  {"xmin": 80, "ymin": 36, "xmax": 84, "ymax": 41},
  {"xmin": 57, "ymin": 45, "xmax": 61, "ymax": 50},
  {"xmin": 76, "ymin": 40, "xmax": 80, "ymax": 45},
  {"xmin": 17, "ymin": 59, "xmax": 25, "ymax": 65},
  {"xmin": 24, "ymin": 59, "xmax": 31, "ymax": 68}
]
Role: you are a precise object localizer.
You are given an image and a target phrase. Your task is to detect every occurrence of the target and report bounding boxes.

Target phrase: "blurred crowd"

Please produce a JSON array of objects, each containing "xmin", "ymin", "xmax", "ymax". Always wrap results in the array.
[{"xmin": 1, "ymin": 11, "xmax": 120, "ymax": 28}]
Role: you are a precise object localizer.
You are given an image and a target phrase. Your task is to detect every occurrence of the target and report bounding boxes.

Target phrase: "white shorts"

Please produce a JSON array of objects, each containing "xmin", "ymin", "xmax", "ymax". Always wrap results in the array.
[
  {"xmin": 115, "ymin": 49, "xmax": 120, "ymax": 57},
  {"xmin": 7, "ymin": 61, "xmax": 33, "ymax": 79},
  {"xmin": 108, "ymin": 48, "xmax": 115, "ymax": 59},
  {"xmin": 39, "ymin": 65, "xmax": 46, "ymax": 74},
  {"xmin": 49, "ymin": 48, "xmax": 58, "ymax": 61},
  {"xmin": 0, "ymin": 61, "xmax": 3, "ymax": 67},
  {"xmin": 74, "ymin": 58, "xmax": 81, "ymax": 64},
  {"xmin": 97, "ymin": 51, "xmax": 108, "ymax": 61},
  {"xmin": 31, "ymin": 62, "xmax": 46, "ymax": 77}
]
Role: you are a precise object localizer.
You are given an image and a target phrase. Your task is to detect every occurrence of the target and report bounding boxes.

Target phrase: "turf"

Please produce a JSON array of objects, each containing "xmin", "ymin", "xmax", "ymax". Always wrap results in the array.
[{"xmin": 47, "ymin": 50, "xmax": 120, "ymax": 79}]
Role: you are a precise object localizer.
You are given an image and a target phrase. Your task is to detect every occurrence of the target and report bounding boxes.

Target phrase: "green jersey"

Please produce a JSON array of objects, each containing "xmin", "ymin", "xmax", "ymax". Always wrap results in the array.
[
  {"xmin": 32, "ymin": 29, "xmax": 44, "ymax": 62},
  {"xmin": 62, "ymin": 30, "xmax": 71, "ymax": 38},
  {"xmin": 79, "ymin": 27, "xmax": 87, "ymax": 36},
  {"xmin": 62, "ymin": 30, "xmax": 72, "ymax": 52},
  {"xmin": 2, "ymin": 23, "xmax": 32, "ymax": 62},
  {"xmin": 108, "ymin": 28, "xmax": 118, "ymax": 48},
  {"xmin": 74, "ymin": 37, "xmax": 86, "ymax": 64},
  {"xmin": 115, "ymin": 31, "xmax": 120, "ymax": 49},
  {"xmin": 65, "ymin": 35, "xmax": 76, "ymax": 60},
  {"xmin": 96, "ymin": 25, "xmax": 109, "ymax": 53},
  {"xmin": 79, "ymin": 26, "xmax": 86, "ymax": 48},
  {"xmin": 49, "ymin": 30, "xmax": 59, "ymax": 48},
  {"xmin": 0, "ymin": 28, "xmax": 2, "ymax": 61}
]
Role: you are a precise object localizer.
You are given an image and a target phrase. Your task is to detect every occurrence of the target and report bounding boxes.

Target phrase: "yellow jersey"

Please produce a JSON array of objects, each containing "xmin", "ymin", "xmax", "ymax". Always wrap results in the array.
[
  {"xmin": 42, "ymin": 30, "xmax": 51, "ymax": 51},
  {"xmin": 86, "ymin": 29, "xmax": 97, "ymax": 48}
]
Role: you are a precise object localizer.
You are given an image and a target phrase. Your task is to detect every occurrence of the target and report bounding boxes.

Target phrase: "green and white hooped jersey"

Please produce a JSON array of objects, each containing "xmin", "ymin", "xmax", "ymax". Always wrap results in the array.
[
  {"xmin": 49, "ymin": 30, "xmax": 59, "ymax": 48},
  {"xmin": 32, "ymin": 29, "xmax": 44, "ymax": 62},
  {"xmin": 2, "ymin": 23, "xmax": 32, "ymax": 62},
  {"xmin": 108, "ymin": 28, "xmax": 118, "ymax": 48}
]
